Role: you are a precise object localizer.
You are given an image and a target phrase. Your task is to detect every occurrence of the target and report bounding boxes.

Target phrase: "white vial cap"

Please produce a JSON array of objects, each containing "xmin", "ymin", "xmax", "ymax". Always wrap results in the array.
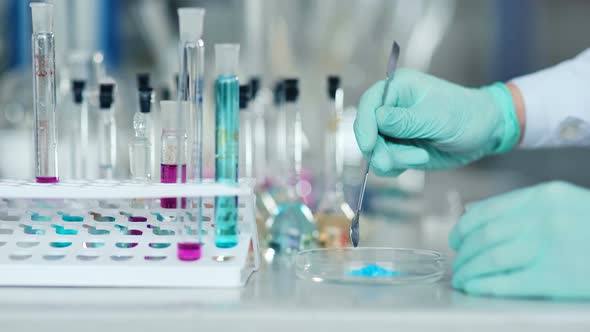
[
  {"xmin": 160, "ymin": 100, "xmax": 188, "ymax": 131},
  {"xmin": 178, "ymin": 8, "xmax": 205, "ymax": 41},
  {"xmin": 30, "ymin": 2, "xmax": 54, "ymax": 34},
  {"xmin": 215, "ymin": 44, "xmax": 240, "ymax": 76}
]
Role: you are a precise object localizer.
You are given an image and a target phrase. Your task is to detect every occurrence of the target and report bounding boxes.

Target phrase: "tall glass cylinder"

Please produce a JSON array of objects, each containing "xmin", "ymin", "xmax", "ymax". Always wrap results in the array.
[
  {"xmin": 31, "ymin": 3, "xmax": 58, "ymax": 183},
  {"xmin": 178, "ymin": 8, "xmax": 205, "ymax": 184},
  {"xmin": 214, "ymin": 44, "xmax": 240, "ymax": 248}
]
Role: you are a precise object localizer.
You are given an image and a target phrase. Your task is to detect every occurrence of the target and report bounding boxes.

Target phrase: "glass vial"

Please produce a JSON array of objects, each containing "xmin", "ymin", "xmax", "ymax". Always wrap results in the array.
[
  {"xmin": 97, "ymin": 83, "xmax": 116, "ymax": 180},
  {"xmin": 160, "ymin": 100, "xmax": 188, "ymax": 209},
  {"xmin": 68, "ymin": 80, "xmax": 86, "ymax": 179}
]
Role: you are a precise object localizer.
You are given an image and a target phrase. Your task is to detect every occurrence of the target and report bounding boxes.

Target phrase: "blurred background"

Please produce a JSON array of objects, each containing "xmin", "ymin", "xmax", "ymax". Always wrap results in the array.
[{"xmin": 1, "ymin": 0, "xmax": 590, "ymax": 252}]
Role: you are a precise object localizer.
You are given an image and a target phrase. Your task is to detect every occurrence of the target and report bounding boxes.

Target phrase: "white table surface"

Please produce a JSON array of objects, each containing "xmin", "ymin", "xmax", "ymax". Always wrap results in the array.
[
  {"xmin": 0, "ymin": 251, "xmax": 589, "ymax": 332},
  {"xmin": 1, "ymin": 172, "xmax": 589, "ymax": 332}
]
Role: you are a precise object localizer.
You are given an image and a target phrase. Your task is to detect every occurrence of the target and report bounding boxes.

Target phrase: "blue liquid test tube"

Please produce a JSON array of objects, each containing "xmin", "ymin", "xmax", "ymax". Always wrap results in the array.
[{"xmin": 214, "ymin": 44, "xmax": 240, "ymax": 248}]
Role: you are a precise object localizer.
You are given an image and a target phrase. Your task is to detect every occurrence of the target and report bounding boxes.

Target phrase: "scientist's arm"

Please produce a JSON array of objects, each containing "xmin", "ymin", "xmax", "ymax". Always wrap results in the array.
[{"xmin": 512, "ymin": 49, "xmax": 590, "ymax": 148}]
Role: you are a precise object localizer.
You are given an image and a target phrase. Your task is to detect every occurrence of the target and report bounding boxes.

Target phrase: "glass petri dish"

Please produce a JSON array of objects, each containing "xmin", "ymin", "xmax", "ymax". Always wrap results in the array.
[{"xmin": 295, "ymin": 247, "xmax": 444, "ymax": 285}]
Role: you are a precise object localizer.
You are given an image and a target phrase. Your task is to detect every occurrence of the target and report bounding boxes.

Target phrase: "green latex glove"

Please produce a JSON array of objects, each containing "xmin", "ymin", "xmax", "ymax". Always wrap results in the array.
[
  {"xmin": 450, "ymin": 181, "xmax": 590, "ymax": 299},
  {"xmin": 354, "ymin": 69, "xmax": 520, "ymax": 176}
]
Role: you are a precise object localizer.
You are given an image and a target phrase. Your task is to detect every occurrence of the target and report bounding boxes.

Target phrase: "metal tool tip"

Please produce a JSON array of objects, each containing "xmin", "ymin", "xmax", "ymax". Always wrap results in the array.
[
  {"xmin": 350, "ymin": 220, "xmax": 359, "ymax": 248},
  {"xmin": 386, "ymin": 41, "xmax": 401, "ymax": 78},
  {"xmin": 392, "ymin": 41, "xmax": 400, "ymax": 53}
]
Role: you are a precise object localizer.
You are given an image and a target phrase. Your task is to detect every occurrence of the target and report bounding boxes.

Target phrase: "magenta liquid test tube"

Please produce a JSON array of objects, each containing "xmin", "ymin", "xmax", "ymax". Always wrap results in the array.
[
  {"xmin": 177, "ymin": 242, "xmax": 201, "ymax": 261},
  {"xmin": 160, "ymin": 164, "xmax": 187, "ymax": 208},
  {"xmin": 159, "ymin": 101, "xmax": 188, "ymax": 209}
]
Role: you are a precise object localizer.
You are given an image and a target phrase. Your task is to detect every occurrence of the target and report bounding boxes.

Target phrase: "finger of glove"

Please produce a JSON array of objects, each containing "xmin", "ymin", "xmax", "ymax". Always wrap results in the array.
[
  {"xmin": 355, "ymin": 81, "xmax": 386, "ymax": 153},
  {"xmin": 376, "ymin": 105, "xmax": 433, "ymax": 140},
  {"xmin": 449, "ymin": 190, "xmax": 531, "ymax": 250},
  {"xmin": 453, "ymin": 219, "xmax": 523, "ymax": 271},
  {"xmin": 452, "ymin": 238, "xmax": 537, "ymax": 290},
  {"xmin": 370, "ymin": 136, "xmax": 430, "ymax": 174}
]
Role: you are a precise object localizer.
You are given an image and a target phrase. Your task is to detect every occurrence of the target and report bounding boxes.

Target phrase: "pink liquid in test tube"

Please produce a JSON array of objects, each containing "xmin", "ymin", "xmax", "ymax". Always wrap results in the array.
[
  {"xmin": 177, "ymin": 242, "xmax": 201, "ymax": 261},
  {"xmin": 36, "ymin": 176, "xmax": 58, "ymax": 183},
  {"xmin": 160, "ymin": 164, "xmax": 187, "ymax": 208}
]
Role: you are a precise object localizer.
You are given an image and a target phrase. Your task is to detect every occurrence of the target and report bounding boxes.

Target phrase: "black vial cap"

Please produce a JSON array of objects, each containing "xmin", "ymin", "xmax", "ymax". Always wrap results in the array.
[
  {"xmin": 327, "ymin": 75, "xmax": 340, "ymax": 100},
  {"xmin": 240, "ymin": 84, "xmax": 251, "ymax": 110},
  {"xmin": 283, "ymin": 78, "xmax": 299, "ymax": 103},
  {"xmin": 99, "ymin": 83, "xmax": 115, "ymax": 109},
  {"xmin": 249, "ymin": 77, "xmax": 261, "ymax": 99},
  {"xmin": 139, "ymin": 88, "xmax": 153, "ymax": 113},
  {"xmin": 160, "ymin": 87, "xmax": 171, "ymax": 101},
  {"xmin": 71, "ymin": 80, "xmax": 86, "ymax": 104},
  {"xmin": 273, "ymin": 81, "xmax": 285, "ymax": 106},
  {"xmin": 137, "ymin": 73, "xmax": 151, "ymax": 91}
]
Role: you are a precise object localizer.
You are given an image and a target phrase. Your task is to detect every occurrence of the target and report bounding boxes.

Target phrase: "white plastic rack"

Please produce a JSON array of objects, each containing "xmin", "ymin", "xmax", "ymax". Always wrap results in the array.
[{"xmin": 0, "ymin": 179, "xmax": 260, "ymax": 287}]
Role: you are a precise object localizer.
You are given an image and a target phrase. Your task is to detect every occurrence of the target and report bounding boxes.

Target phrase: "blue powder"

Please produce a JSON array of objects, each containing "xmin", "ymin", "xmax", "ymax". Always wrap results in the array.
[{"xmin": 348, "ymin": 264, "xmax": 399, "ymax": 277}]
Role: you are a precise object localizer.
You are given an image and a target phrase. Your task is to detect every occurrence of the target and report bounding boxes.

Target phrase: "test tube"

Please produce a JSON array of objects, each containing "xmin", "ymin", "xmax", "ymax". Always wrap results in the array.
[
  {"xmin": 129, "ymin": 79, "xmax": 153, "ymax": 182},
  {"xmin": 137, "ymin": 73, "xmax": 156, "ymax": 173},
  {"xmin": 160, "ymin": 101, "xmax": 188, "ymax": 209},
  {"xmin": 239, "ymin": 84, "xmax": 252, "ymax": 179},
  {"xmin": 177, "ymin": 8, "xmax": 205, "ymax": 245},
  {"xmin": 283, "ymin": 79, "xmax": 303, "ymax": 192},
  {"xmin": 214, "ymin": 44, "xmax": 240, "ymax": 248},
  {"xmin": 69, "ymin": 80, "xmax": 86, "ymax": 179},
  {"xmin": 31, "ymin": 3, "xmax": 58, "ymax": 183},
  {"xmin": 97, "ymin": 83, "xmax": 117, "ymax": 180},
  {"xmin": 177, "ymin": 8, "xmax": 205, "ymax": 184},
  {"xmin": 249, "ymin": 77, "xmax": 267, "ymax": 186}
]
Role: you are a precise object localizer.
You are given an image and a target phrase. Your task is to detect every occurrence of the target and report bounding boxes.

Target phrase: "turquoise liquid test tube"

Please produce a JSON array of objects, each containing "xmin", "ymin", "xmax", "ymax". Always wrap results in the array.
[{"xmin": 214, "ymin": 44, "xmax": 240, "ymax": 248}]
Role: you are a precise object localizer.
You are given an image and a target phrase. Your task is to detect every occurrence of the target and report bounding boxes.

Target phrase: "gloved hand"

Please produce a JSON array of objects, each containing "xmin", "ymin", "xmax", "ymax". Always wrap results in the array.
[
  {"xmin": 450, "ymin": 181, "xmax": 590, "ymax": 299},
  {"xmin": 354, "ymin": 69, "xmax": 520, "ymax": 176}
]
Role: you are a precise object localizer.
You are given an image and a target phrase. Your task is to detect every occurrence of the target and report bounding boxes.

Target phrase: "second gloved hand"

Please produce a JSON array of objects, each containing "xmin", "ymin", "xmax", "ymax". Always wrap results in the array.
[
  {"xmin": 354, "ymin": 69, "xmax": 520, "ymax": 176},
  {"xmin": 450, "ymin": 181, "xmax": 590, "ymax": 300}
]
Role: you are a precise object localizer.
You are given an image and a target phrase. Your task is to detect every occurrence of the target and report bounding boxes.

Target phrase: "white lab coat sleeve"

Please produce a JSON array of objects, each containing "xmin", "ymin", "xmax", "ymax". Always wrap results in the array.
[{"xmin": 511, "ymin": 48, "xmax": 590, "ymax": 148}]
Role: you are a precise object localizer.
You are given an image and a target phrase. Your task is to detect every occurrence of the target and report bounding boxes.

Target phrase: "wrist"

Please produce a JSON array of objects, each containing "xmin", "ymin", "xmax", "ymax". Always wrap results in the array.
[
  {"xmin": 506, "ymin": 82, "xmax": 526, "ymax": 145},
  {"xmin": 484, "ymin": 82, "xmax": 521, "ymax": 153}
]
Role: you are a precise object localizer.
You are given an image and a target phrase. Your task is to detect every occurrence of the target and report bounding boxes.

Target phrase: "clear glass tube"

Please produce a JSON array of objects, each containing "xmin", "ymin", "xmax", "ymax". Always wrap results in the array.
[
  {"xmin": 68, "ymin": 80, "xmax": 86, "ymax": 180},
  {"xmin": 284, "ymin": 102, "xmax": 303, "ymax": 192},
  {"xmin": 214, "ymin": 44, "xmax": 240, "ymax": 249},
  {"xmin": 68, "ymin": 101, "xmax": 83, "ymax": 179},
  {"xmin": 129, "ymin": 111, "xmax": 152, "ymax": 182},
  {"xmin": 177, "ymin": 8, "xmax": 205, "ymax": 249},
  {"xmin": 179, "ymin": 40, "xmax": 204, "ymax": 183},
  {"xmin": 31, "ymin": 3, "xmax": 58, "ymax": 183},
  {"xmin": 239, "ymin": 102, "xmax": 254, "ymax": 179},
  {"xmin": 252, "ymin": 99, "xmax": 268, "ymax": 185},
  {"xmin": 97, "ymin": 106, "xmax": 116, "ymax": 180}
]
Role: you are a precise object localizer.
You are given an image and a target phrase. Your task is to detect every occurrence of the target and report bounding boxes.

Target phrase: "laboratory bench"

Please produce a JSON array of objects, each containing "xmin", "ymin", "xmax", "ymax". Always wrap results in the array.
[
  {"xmin": 0, "ymin": 258, "xmax": 589, "ymax": 332},
  {"xmin": 0, "ymin": 170, "xmax": 589, "ymax": 331},
  {"xmin": 1, "ymin": 236, "xmax": 589, "ymax": 331}
]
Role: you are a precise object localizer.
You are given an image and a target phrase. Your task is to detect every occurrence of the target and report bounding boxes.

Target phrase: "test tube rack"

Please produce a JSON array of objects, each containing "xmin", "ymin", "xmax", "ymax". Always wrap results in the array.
[{"xmin": 0, "ymin": 179, "xmax": 260, "ymax": 287}]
